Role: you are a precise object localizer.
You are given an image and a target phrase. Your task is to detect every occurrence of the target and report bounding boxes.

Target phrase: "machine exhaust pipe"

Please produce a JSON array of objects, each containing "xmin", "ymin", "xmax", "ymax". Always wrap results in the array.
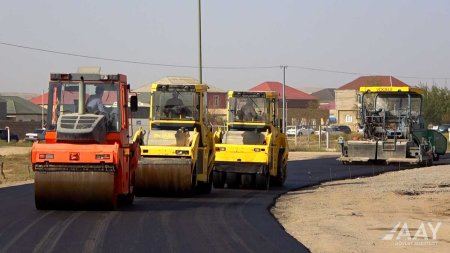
[{"xmin": 78, "ymin": 76, "xmax": 86, "ymax": 114}]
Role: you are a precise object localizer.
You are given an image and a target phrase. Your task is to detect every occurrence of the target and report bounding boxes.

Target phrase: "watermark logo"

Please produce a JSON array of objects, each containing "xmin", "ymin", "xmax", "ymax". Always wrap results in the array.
[{"xmin": 382, "ymin": 222, "xmax": 442, "ymax": 246}]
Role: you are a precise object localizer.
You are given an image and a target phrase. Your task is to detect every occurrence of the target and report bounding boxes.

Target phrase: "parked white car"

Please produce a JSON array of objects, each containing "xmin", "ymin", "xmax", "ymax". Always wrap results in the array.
[
  {"xmin": 286, "ymin": 126, "xmax": 314, "ymax": 136},
  {"xmin": 25, "ymin": 129, "xmax": 46, "ymax": 142}
]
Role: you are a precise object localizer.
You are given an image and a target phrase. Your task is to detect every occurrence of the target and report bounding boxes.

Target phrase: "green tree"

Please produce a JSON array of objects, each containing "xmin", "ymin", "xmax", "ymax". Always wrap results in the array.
[{"xmin": 421, "ymin": 85, "xmax": 450, "ymax": 125}]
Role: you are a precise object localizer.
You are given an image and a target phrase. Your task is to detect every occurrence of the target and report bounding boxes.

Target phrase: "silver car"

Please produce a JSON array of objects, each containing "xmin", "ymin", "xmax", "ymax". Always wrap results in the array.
[
  {"xmin": 287, "ymin": 126, "xmax": 314, "ymax": 136},
  {"xmin": 25, "ymin": 129, "xmax": 46, "ymax": 142}
]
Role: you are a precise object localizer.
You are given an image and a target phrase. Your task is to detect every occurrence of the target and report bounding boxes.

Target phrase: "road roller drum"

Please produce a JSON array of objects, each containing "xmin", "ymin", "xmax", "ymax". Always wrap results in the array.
[
  {"xmin": 35, "ymin": 168, "xmax": 116, "ymax": 210},
  {"xmin": 135, "ymin": 158, "xmax": 194, "ymax": 195}
]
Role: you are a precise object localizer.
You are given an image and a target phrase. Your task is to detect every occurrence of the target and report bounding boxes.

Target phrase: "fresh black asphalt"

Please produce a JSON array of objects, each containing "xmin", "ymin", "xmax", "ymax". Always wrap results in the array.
[{"xmin": 0, "ymin": 154, "xmax": 446, "ymax": 253}]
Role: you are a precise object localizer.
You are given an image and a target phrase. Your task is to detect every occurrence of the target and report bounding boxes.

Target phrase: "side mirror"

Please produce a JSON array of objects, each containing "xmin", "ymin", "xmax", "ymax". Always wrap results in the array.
[{"xmin": 130, "ymin": 95, "xmax": 138, "ymax": 112}]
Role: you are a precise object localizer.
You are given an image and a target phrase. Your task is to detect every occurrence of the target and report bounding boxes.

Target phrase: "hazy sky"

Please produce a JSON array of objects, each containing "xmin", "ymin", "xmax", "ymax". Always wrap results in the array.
[{"xmin": 1, "ymin": 0, "xmax": 449, "ymax": 94}]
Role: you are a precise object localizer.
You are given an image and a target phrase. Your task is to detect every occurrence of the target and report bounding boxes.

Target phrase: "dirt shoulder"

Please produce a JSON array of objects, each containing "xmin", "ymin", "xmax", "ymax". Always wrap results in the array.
[
  {"xmin": 0, "ymin": 146, "xmax": 31, "ymax": 156},
  {"xmin": 0, "ymin": 147, "xmax": 33, "ymax": 188},
  {"xmin": 272, "ymin": 165, "xmax": 450, "ymax": 253}
]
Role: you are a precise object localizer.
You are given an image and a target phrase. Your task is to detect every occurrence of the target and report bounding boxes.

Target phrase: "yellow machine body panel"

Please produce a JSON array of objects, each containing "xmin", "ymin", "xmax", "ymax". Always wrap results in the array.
[
  {"xmin": 215, "ymin": 144, "xmax": 270, "ymax": 163},
  {"xmin": 359, "ymin": 86, "xmax": 425, "ymax": 94},
  {"xmin": 135, "ymin": 82, "xmax": 215, "ymax": 195},
  {"xmin": 213, "ymin": 91, "xmax": 288, "ymax": 189}
]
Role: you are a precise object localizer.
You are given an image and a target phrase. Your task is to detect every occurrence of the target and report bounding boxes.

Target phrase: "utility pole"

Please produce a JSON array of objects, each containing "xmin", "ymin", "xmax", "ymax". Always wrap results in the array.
[
  {"xmin": 281, "ymin": 65, "xmax": 288, "ymax": 133},
  {"xmin": 198, "ymin": 0, "xmax": 203, "ymax": 84},
  {"xmin": 41, "ymin": 89, "xmax": 44, "ymax": 129}
]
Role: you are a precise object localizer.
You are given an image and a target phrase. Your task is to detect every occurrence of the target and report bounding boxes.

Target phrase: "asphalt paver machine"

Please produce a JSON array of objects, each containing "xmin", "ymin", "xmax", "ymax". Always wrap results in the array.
[{"xmin": 338, "ymin": 86, "xmax": 446, "ymax": 165}]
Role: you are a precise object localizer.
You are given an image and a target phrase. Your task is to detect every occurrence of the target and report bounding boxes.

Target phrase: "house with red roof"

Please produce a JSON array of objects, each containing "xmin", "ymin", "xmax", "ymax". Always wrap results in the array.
[
  {"xmin": 249, "ymin": 81, "xmax": 317, "ymax": 108},
  {"xmin": 248, "ymin": 81, "xmax": 329, "ymax": 127},
  {"xmin": 335, "ymin": 76, "xmax": 410, "ymax": 130},
  {"xmin": 29, "ymin": 93, "xmax": 49, "ymax": 109},
  {"xmin": 30, "ymin": 91, "xmax": 118, "ymax": 109}
]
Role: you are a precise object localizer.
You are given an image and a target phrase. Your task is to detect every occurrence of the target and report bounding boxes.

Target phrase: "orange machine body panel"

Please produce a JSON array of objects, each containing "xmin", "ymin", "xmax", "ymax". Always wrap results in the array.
[{"xmin": 31, "ymin": 72, "xmax": 140, "ymax": 209}]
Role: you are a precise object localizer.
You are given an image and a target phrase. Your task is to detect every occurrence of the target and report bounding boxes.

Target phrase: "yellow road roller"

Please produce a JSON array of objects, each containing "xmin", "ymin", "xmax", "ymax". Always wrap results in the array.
[
  {"xmin": 135, "ymin": 82, "xmax": 215, "ymax": 195},
  {"xmin": 213, "ymin": 91, "xmax": 288, "ymax": 189}
]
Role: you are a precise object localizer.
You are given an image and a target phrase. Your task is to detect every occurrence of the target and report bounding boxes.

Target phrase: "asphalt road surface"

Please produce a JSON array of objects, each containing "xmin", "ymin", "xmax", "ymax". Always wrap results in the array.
[{"xmin": 0, "ymin": 153, "xmax": 447, "ymax": 253}]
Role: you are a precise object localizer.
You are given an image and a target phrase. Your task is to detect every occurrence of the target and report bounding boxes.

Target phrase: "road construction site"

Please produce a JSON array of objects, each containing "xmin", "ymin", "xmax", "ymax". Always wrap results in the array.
[
  {"xmin": 1, "ymin": 149, "xmax": 449, "ymax": 252},
  {"xmin": 0, "ymin": 72, "xmax": 448, "ymax": 252}
]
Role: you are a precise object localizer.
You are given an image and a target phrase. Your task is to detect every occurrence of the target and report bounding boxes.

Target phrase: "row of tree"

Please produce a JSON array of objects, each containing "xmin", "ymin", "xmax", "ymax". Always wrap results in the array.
[{"xmin": 421, "ymin": 85, "xmax": 450, "ymax": 125}]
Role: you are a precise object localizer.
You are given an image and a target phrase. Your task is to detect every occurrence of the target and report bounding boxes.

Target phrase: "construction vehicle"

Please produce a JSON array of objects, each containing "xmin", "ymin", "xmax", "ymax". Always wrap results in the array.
[
  {"xmin": 134, "ymin": 82, "xmax": 215, "ymax": 196},
  {"xmin": 31, "ymin": 70, "xmax": 143, "ymax": 210},
  {"xmin": 338, "ymin": 86, "xmax": 447, "ymax": 165},
  {"xmin": 213, "ymin": 91, "xmax": 288, "ymax": 189}
]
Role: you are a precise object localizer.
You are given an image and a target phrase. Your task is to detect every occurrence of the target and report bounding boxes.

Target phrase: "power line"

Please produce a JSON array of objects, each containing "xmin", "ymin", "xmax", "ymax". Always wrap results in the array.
[
  {"xmin": 290, "ymin": 65, "xmax": 369, "ymax": 76},
  {"xmin": 1, "ymin": 41, "xmax": 449, "ymax": 79},
  {"xmin": 0, "ymin": 41, "xmax": 278, "ymax": 70},
  {"xmin": 290, "ymin": 65, "xmax": 450, "ymax": 80}
]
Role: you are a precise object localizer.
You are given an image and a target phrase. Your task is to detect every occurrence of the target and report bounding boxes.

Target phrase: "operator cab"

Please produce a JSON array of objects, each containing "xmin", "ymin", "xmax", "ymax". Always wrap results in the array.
[
  {"xmin": 151, "ymin": 86, "xmax": 200, "ymax": 121},
  {"xmin": 227, "ymin": 91, "xmax": 279, "ymax": 131},
  {"xmin": 47, "ymin": 75, "xmax": 122, "ymax": 132},
  {"xmin": 360, "ymin": 86, "xmax": 423, "ymax": 139},
  {"xmin": 149, "ymin": 84, "xmax": 207, "ymax": 131}
]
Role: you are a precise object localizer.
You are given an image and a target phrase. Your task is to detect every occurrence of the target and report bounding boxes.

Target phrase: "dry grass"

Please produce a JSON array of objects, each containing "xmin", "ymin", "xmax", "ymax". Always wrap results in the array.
[
  {"xmin": 0, "ymin": 153, "xmax": 33, "ymax": 185},
  {"xmin": 287, "ymin": 133, "xmax": 349, "ymax": 151},
  {"xmin": 0, "ymin": 140, "xmax": 34, "ymax": 147},
  {"xmin": 288, "ymin": 131, "xmax": 450, "ymax": 151}
]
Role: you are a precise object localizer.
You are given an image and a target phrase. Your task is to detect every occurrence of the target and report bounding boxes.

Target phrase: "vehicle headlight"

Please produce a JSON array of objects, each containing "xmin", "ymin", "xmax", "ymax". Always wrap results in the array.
[{"xmin": 175, "ymin": 150, "xmax": 189, "ymax": 155}]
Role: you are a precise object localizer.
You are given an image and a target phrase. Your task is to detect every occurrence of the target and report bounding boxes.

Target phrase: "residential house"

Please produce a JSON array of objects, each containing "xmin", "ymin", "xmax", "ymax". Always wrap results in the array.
[
  {"xmin": 0, "ymin": 98, "xmax": 6, "ymax": 120},
  {"xmin": 30, "ymin": 93, "xmax": 49, "ymax": 109},
  {"xmin": 248, "ymin": 81, "xmax": 327, "ymax": 127},
  {"xmin": 1, "ymin": 96, "xmax": 45, "ymax": 122},
  {"xmin": 206, "ymin": 85, "xmax": 227, "ymax": 125},
  {"xmin": 0, "ymin": 96, "xmax": 45, "ymax": 138},
  {"xmin": 312, "ymin": 88, "xmax": 336, "ymax": 123}
]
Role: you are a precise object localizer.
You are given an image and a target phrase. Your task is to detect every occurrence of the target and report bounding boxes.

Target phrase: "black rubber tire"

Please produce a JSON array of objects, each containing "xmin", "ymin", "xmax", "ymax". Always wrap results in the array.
[
  {"xmin": 126, "ymin": 193, "xmax": 134, "ymax": 205},
  {"xmin": 197, "ymin": 172, "xmax": 213, "ymax": 194},
  {"xmin": 433, "ymin": 153, "xmax": 440, "ymax": 161},
  {"xmin": 273, "ymin": 165, "xmax": 287, "ymax": 186},
  {"xmin": 419, "ymin": 155, "xmax": 433, "ymax": 167},
  {"xmin": 226, "ymin": 172, "xmax": 240, "ymax": 189},
  {"xmin": 184, "ymin": 168, "xmax": 197, "ymax": 197},
  {"xmin": 271, "ymin": 151, "xmax": 287, "ymax": 187},
  {"xmin": 109, "ymin": 193, "xmax": 118, "ymax": 210},
  {"xmin": 240, "ymin": 174, "xmax": 254, "ymax": 188},
  {"xmin": 212, "ymin": 171, "xmax": 225, "ymax": 188},
  {"xmin": 118, "ymin": 193, "xmax": 134, "ymax": 206},
  {"xmin": 256, "ymin": 173, "xmax": 269, "ymax": 190},
  {"xmin": 273, "ymin": 154, "xmax": 287, "ymax": 187},
  {"xmin": 133, "ymin": 188, "xmax": 144, "ymax": 197}
]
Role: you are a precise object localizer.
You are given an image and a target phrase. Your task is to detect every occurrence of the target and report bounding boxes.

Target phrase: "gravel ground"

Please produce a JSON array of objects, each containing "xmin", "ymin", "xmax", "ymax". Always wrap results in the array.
[{"xmin": 272, "ymin": 165, "xmax": 450, "ymax": 253}]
